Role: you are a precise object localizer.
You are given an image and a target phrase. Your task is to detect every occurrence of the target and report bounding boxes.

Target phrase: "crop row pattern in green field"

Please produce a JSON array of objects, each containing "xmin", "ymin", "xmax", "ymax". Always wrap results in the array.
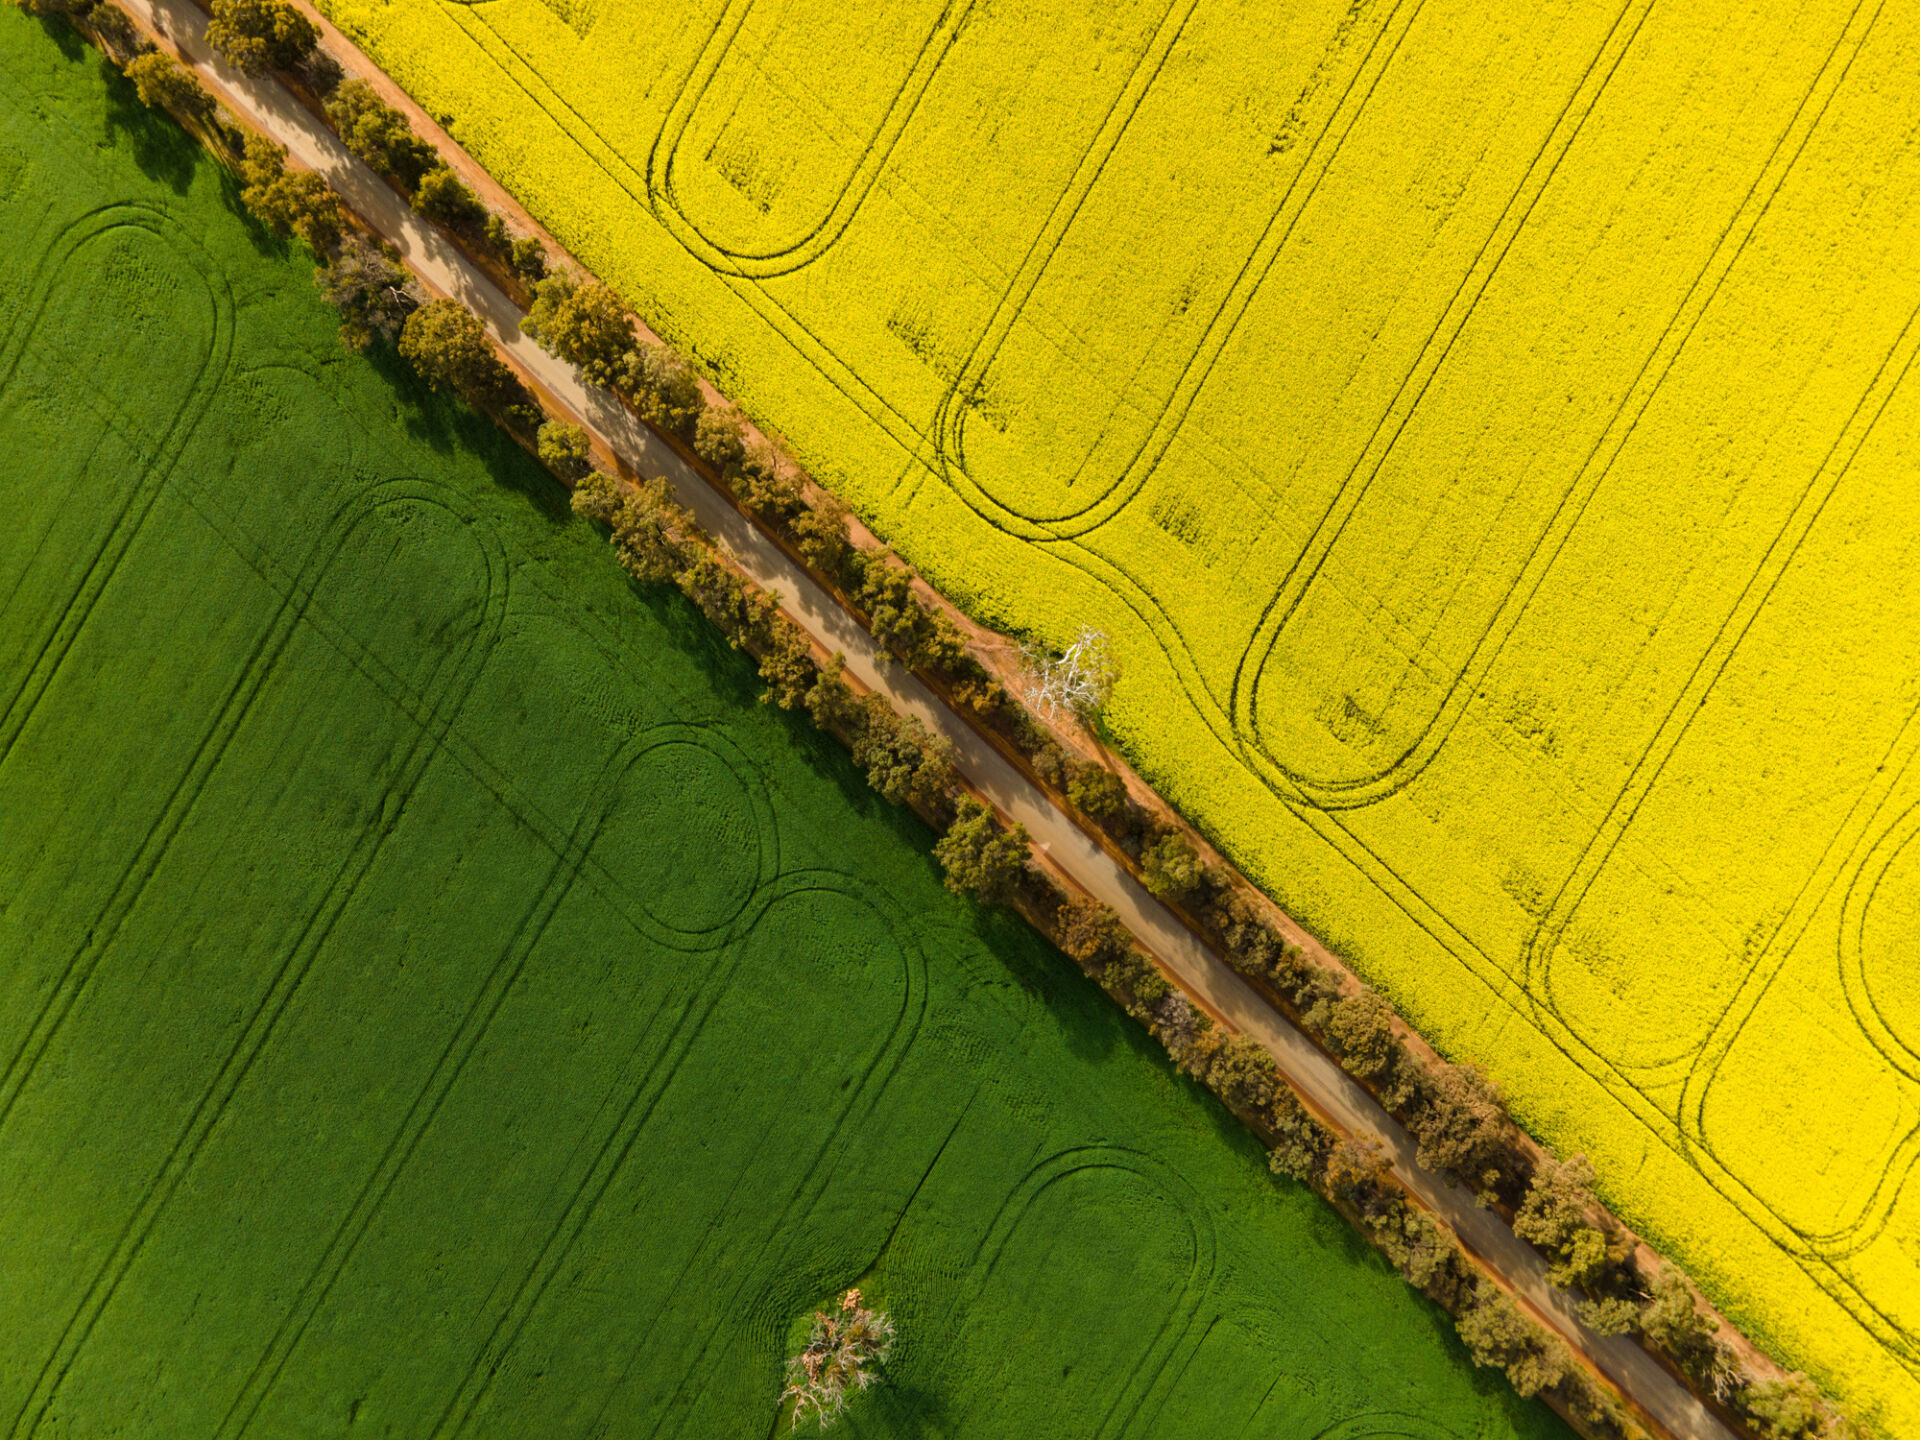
[
  {"xmin": 310, "ymin": 0, "xmax": 1920, "ymax": 1426},
  {"xmin": 0, "ymin": 18, "xmax": 1570, "ymax": 1438}
]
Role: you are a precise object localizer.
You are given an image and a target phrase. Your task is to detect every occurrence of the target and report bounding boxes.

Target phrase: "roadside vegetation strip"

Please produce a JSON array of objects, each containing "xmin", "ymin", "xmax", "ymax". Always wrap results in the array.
[
  {"xmin": 98, "ymin": 4, "xmax": 1874, "ymax": 1439},
  {"xmin": 297, "ymin": 0, "xmax": 1920, "ymax": 1428},
  {"xmin": 0, "ymin": 15, "xmax": 1591, "ymax": 1439},
  {"xmin": 145, "ymin": 5, "xmax": 1890, "ymax": 1440},
  {"xmin": 35, "ymin": 8, "xmax": 1789, "ymax": 1440},
  {"xmin": 4, "ymin": 6, "xmax": 1654, "ymax": 1439}
]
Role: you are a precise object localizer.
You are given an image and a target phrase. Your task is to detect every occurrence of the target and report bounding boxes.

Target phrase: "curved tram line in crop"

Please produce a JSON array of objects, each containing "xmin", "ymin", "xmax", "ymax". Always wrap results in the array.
[
  {"xmin": 155, "ymin": 9, "xmax": 1900, "ymax": 1436},
  {"xmin": 399, "ymin": 0, "xmax": 1920, "ymax": 1389},
  {"xmin": 0, "ymin": 27, "xmax": 1592, "ymax": 1433}
]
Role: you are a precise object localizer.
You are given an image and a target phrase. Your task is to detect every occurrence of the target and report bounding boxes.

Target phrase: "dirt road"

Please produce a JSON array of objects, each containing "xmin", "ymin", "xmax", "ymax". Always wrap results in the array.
[{"xmin": 109, "ymin": 8, "xmax": 1737, "ymax": 1438}]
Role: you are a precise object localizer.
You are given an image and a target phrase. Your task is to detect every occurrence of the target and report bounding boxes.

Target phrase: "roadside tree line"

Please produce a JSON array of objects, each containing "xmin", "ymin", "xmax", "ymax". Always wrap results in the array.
[
  {"xmin": 489, "ymin": 150, "xmax": 1862, "ymax": 1440},
  {"xmin": 27, "ymin": 4, "xmax": 1866, "ymax": 1436}
]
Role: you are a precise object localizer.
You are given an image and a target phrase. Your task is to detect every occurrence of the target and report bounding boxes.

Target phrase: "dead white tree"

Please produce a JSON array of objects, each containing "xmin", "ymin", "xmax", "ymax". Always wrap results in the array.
[
  {"xmin": 783, "ymin": 1289, "xmax": 896, "ymax": 1429},
  {"xmin": 1021, "ymin": 626, "xmax": 1119, "ymax": 723}
]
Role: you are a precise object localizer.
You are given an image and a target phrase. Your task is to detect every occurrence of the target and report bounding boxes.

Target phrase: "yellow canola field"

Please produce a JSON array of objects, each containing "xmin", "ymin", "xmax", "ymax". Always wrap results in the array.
[{"xmin": 318, "ymin": 0, "xmax": 1920, "ymax": 1425}]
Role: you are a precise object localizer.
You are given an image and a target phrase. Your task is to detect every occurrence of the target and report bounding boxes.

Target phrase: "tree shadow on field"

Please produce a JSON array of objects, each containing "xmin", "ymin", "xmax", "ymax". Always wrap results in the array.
[
  {"xmin": 36, "ymin": 10, "xmax": 85, "ymax": 61},
  {"xmin": 969, "ymin": 905, "xmax": 1061, "ymax": 1004},
  {"xmin": 1287, "ymin": 1160, "xmax": 1387, "ymax": 1269},
  {"xmin": 1045, "ymin": 959, "xmax": 1133, "ymax": 1067},
  {"xmin": 379, "ymin": 351, "xmax": 575, "ymax": 528},
  {"xmin": 100, "ymin": 58, "xmax": 197, "ymax": 192},
  {"xmin": 778, "ymin": 700, "xmax": 883, "ymax": 814},
  {"xmin": 749, "ymin": 677, "xmax": 941, "ymax": 849},
  {"xmin": 933, "ymin": 890, "xmax": 1133, "ymax": 1069},
  {"xmin": 642, "ymin": 581, "xmax": 770, "ymax": 715},
  {"xmin": 213, "ymin": 163, "xmax": 294, "ymax": 260},
  {"xmin": 363, "ymin": 339, "xmax": 464, "ymax": 460},
  {"xmin": 853, "ymin": 1378, "xmax": 951, "ymax": 1438},
  {"xmin": 634, "ymin": 596, "xmax": 988, "ymax": 882},
  {"xmin": 487, "ymin": 432, "xmax": 572, "ymax": 526},
  {"xmin": 1259, "ymin": 1150, "xmax": 1563, "ymax": 1433}
]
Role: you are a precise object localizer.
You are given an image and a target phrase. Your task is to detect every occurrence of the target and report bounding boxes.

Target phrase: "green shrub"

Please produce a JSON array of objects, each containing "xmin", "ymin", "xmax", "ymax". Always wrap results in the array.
[
  {"xmin": 1064, "ymin": 757, "xmax": 1129, "ymax": 824},
  {"xmin": 1056, "ymin": 896, "xmax": 1129, "ymax": 971},
  {"xmin": 1513, "ymin": 1152, "xmax": 1622, "ymax": 1290},
  {"xmin": 1141, "ymin": 829, "xmax": 1202, "ymax": 901},
  {"xmin": 206, "ymin": 0, "xmax": 315, "ymax": 74},
  {"xmin": 1103, "ymin": 948, "xmax": 1170, "ymax": 1015},
  {"xmin": 522, "ymin": 273, "xmax": 632, "ymax": 388},
  {"xmin": 569, "ymin": 469, "xmax": 621, "ymax": 525},
  {"xmin": 756, "ymin": 614, "xmax": 816, "ymax": 710},
  {"xmin": 1324, "ymin": 1135, "xmax": 1390, "ymax": 1197},
  {"xmin": 620, "ymin": 341, "xmax": 703, "ymax": 435},
  {"xmin": 736, "ymin": 449, "xmax": 803, "ymax": 525},
  {"xmin": 412, "ymin": 165, "xmax": 487, "ymax": 230},
  {"xmin": 1744, "ymin": 1375, "xmax": 1824, "ymax": 1440},
  {"xmin": 124, "ymin": 51, "xmax": 214, "ymax": 123},
  {"xmin": 604, "ymin": 475, "xmax": 693, "ymax": 585},
  {"xmin": 951, "ymin": 672, "xmax": 1007, "ymax": 721},
  {"xmin": 1408, "ymin": 1060, "xmax": 1508, "ymax": 1195},
  {"xmin": 693, "ymin": 406, "xmax": 746, "ymax": 473},
  {"xmin": 674, "ymin": 552, "xmax": 766, "ymax": 646},
  {"xmin": 851, "ymin": 697, "xmax": 954, "ymax": 809},
  {"xmin": 934, "ymin": 796, "xmax": 1028, "ymax": 902},
  {"xmin": 1379, "ymin": 1206, "xmax": 1455, "ymax": 1292},
  {"xmin": 536, "ymin": 419, "xmax": 592, "ymax": 480},
  {"xmin": 854, "ymin": 558, "xmax": 968, "ymax": 672},
  {"xmin": 1319, "ymin": 989, "xmax": 1395, "ymax": 1080},
  {"xmin": 399, "ymin": 298, "xmax": 519, "ymax": 409},
  {"xmin": 236, "ymin": 133, "xmax": 340, "ymax": 250},
  {"xmin": 1454, "ymin": 1281, "xmax": 1568, "ymax": 1398},
  {"xmin": 789, "ymin": 493, "xmax": 852, "ymax": 578},
  {"xmin": 1204, "ymin": 1033, "xmax": 1279, "ymax": 1113},
  {"xmin": 1266, "ymin": 1089, "xmax": 1331, "ymax": 1183},
  {"xmin": 1639, "ymin": 1271, "xmax": 1723, "ymax": 1377},
  {"xmin": 510, "ymin": 235, "xmax": 548, "ymax": 279},
  {"xmin": 804, "ymin": 653, "xmax": 862, "ymax": 734},
  {"xmin": 1213, "ymin": 891, "xmax": 1284, "ymax": 979},
  {"xmin": 326, "ymin": 78, "xmax": 438, "ymax": 189},
  {"xmin": 315, "ymin": 235, "xmax": 413, "ymax": 351},
  {"xmin": 1577, "ymin": 1295, "xmax": 1640, "ymax": 1337}
]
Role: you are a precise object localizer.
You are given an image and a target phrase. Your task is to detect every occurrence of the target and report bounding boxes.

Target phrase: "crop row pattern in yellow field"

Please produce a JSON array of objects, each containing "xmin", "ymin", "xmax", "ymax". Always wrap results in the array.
[{"xmin": 315, "ymin": 0, "xmax": 1920, "ymax": 1427}]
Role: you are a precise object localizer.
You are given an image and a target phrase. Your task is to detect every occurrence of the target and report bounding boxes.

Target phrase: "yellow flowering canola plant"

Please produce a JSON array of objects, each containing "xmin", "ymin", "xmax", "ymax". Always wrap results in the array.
[{"xmin": 320, "ymin": 0, "xmax": 1920, "ymax": 1425}]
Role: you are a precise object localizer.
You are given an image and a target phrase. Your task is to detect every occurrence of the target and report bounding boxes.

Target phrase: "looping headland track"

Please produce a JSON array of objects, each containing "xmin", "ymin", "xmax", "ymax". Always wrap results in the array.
[{"xmin": 106, "ymin": 4, "xmax": 1743, "ymax": 1437}]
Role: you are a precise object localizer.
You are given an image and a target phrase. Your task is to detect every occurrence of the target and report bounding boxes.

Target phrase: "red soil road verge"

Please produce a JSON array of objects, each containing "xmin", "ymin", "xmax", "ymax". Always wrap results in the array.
[{"xmin": 108, "ymin": 5, "xmax": 1758, "ymax": 1436}]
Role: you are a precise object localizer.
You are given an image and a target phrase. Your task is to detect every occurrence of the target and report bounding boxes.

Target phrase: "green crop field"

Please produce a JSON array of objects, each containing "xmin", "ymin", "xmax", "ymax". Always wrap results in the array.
[
  {"xmin": 0, "ymin": 19, "xmax": 1573, "ymax": 1438},
  {"xmin": 313, "ymin": 0, "xmax": 1920, "ymax": 1422}
]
